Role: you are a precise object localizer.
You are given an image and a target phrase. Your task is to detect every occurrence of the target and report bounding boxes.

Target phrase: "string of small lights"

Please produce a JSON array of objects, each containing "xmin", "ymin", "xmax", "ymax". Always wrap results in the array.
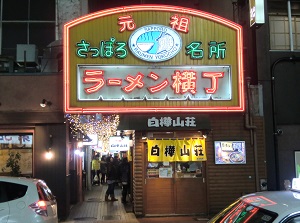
[{"xmin": 65, "ymin": 114, "xmax": 120, "ymax": 146}]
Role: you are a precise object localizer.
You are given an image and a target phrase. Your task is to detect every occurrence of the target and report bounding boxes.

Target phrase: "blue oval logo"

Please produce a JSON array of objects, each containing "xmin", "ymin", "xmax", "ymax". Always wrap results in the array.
[{"xmin": 129, "ymin": 24, "xmax": 182, "ymax": 62}]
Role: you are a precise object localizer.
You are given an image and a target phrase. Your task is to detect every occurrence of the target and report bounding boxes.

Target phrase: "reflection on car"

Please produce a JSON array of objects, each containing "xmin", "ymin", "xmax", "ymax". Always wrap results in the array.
[{"xmin": 208, "ymin": 178, "xmax": 300, "ymax": 223}]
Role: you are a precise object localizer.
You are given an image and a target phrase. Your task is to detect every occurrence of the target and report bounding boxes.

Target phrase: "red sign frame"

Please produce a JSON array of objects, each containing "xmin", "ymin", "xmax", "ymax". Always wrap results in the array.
[{"xmin": 64, "ymin": 5, "xmax": 244, "ymax": 114}]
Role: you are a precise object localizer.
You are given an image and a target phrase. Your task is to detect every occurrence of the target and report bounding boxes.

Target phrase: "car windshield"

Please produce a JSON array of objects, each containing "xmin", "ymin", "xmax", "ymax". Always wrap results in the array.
[{"xmin": 210, "ymin": 200, "xmax": 278, "ymax": 223}]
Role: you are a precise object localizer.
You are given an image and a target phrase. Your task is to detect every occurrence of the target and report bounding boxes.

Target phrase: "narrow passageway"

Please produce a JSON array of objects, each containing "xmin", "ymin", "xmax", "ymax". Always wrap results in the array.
[
  {"xmin": 62, "ymin": 183, "xmax": 138, "ymax": 223},
  {"xmin": 61, "ymin": 183, "xmax": 209, "ymax": 223}
]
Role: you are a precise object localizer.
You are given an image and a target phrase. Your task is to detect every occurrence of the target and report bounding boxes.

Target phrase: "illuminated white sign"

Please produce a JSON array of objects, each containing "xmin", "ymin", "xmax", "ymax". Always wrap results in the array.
[
  {"xmin": 129, "ymin": 24, "xmax": 182, "ymax": 62},
  {"xmin": 214, "ymin": 141, "xmax": 246, "ymax": 164},
  {"xmin": 109, "ymin": 136, "xmax": 130, "ymax": 151},
  {"xmin": 0, "ymin": 135, "xmax": 33, "ymax": 148},
  {"xmin": 249, "ymin": 0, "xmax": 265, "ymax": 27},
  {"xmin": 77, "ymin": 65, "xmax": 231, "ymax": 101}
]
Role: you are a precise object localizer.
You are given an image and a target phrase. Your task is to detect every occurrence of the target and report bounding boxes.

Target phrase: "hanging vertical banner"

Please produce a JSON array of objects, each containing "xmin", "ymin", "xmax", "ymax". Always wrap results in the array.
[
  {"xmin": 147, "ymin": 138, "xmax": 206, "ymax": 162},
  {"xmin": 190, "ymin": 138, "xmax": 207, "ymax": 161}
]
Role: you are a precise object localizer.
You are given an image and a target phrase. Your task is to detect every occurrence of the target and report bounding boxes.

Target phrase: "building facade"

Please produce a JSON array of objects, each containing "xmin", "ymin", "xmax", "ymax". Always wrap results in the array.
[{"xmin": 0, "ymin": 0, "xmax": 298, "ymax": 220}]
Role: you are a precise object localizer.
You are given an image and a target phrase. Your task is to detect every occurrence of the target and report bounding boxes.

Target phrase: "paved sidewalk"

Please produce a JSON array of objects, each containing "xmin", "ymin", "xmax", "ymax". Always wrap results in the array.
[{"xmin": 60, "ymin": 184, "xmax": 210, "ymax": 223}]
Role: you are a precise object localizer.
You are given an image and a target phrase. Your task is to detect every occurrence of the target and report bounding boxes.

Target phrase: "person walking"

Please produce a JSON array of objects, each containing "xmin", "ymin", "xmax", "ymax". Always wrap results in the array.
[
  {"xmin": 105, "ymin": 156, "xmax": 119, "ymax": 201},
  {"xmin": 91, "ymin": 154, "xmax": 100, "ymax": 185},
  {"xmin": 119, "ymin": 156, "xmax": 130, "ymax": 204},
  {"xmin": 100, "ymin": 155, "xmax": 107, "ymax": 184}
]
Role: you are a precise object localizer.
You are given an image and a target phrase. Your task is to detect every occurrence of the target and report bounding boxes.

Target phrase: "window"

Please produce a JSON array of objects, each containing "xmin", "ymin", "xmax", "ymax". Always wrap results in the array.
[
  {"xmin": 146, "ymin": 161, "xmax": 203, "ymax": 178},
  {"xmin": 269, "ymin": 16, "xmax": 300, "ymax": 50},
  {"xmin": 0, "ymin": 0, "xmax": 56, "ymax": 57},
  {"xmin": 269, "ymin": 1, "xmax": 300, "ymax": 50},
  {"xmin": 175, "ymin": 161, "xmax": 202, "ymax": 178},
  {"xmin": 147, "ymin": 162, "xmax": 174, "ymax": 178},
  {"xmin": 0, "ymin": 134, "xmax": 33, "ymax": 175},
  {"xmin": 0, "ymin": 182, "xmax": 28, "ymax": 202}
]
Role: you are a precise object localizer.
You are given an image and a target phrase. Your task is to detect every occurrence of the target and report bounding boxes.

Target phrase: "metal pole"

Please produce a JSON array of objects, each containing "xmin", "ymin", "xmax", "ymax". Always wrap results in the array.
[{"xmin": 288, "ymin": 0, "xmax": 293, "ymax": 51}]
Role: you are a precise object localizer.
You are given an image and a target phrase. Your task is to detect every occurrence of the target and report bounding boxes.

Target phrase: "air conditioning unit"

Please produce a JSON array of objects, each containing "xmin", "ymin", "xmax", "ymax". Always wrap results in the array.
[
  {"xmin": 40, "ymin": 40, "xmax": 62, "ymax": 72},
  {"xmin": 16, "ymin": 44, "xmax": 37, "ymax": 63},
  {"xmin": 16, "ymin": 44, "xmax": 38, "ymax": 72}
]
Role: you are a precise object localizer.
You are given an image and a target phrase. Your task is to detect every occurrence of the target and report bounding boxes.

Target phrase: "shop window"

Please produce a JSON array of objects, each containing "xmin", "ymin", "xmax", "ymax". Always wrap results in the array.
[
  {"xmin": 147, "ymin": 162, "xmax": 174, "ymax": 178},
  {"xmin": 175, "ymin": 161, "xmax": 202, "ymax": 178},
  {"xmin": 0, "ymin": 133, "xmax": 33, "ymax": 176},
  {"xmin": 146, "ymin": 161, "xmax": 202, "ymax": 178}
]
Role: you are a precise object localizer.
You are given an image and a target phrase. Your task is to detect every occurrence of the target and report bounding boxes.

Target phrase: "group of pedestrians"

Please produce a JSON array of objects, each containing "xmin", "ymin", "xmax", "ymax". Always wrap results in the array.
[
  {"xmin": 91, "ymin": 153, "xmax": 130, "ymax": 204},
  {"xmin": 91, "ymin": 154, "xmax": 107, "ymax": 185}
]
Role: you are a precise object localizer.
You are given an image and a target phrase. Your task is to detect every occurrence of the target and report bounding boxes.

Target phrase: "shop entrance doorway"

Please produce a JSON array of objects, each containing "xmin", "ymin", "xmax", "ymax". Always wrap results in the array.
[{"xmin": 144, "ymin": 145, "xmax": 207, "ymax": 215}]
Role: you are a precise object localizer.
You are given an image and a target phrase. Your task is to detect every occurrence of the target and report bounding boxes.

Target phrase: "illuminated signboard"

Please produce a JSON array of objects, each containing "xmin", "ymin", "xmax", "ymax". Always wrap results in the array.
[
  {"xmin": 214, "ymin": 141, "xmax": 246, "ymax": 164},
  {"xmin": 109, "ymin": 136, "xmax": 130, "ymax": 152},
  {"xmin": 147, "ymin": 138, "xmax": 207, "ymax": 162},
  {"xmin": 129, "ymin": 24, "xmax": 182, "ymax": 62},
  {"xmin": 249, "ymin": 0, "xmax": 265, "ymax": 27},
  {"xmin": 0, "ymin": 134, "xmax": 33, "ymax": 149},
  {"xmin": 77, "ymin": 65, "xmax": 231, "ymax": 101},
  {"xmin": 64, "ymin": 5, "xmax": 244, "ymax": 113}
]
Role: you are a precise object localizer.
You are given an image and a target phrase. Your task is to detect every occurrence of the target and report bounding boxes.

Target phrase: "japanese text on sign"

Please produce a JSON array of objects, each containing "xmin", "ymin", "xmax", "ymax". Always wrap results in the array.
[
  {"xmin": 148, "ymin": 116, "xmax": 196, "ymax": 128},
  {"xmin": 75, "ymin": 13, "xmax": 227, "ymax": 61},
  {"xmin": 77, "ymin": 65, "xmax": 231, "ymax": 101},
  {"xmin": 147, "ymin": 138, "xmax": 207, "ymax": 162}
]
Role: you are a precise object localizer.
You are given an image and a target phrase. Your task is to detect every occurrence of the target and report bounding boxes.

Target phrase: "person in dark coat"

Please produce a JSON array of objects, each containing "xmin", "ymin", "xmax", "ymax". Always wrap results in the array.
[
  {"xmin": 105, "ymin": 156, "xmax": 118, "ymax": 201},
  {"xmin": 119, "ymin": 157, "xmax": 130, "ymax": 204},
  {"xmin": 100, "ymin": 155, "xmax": 107, "ymax": 184}
]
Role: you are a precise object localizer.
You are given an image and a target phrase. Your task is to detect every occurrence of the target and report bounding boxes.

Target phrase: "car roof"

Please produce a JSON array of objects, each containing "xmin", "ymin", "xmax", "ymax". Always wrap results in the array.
[
  {"xmin": 241, "ymin": 190, "xmax": 300, "ymax": 217},
  {"xmin": 0, "ymin": 176, "xmax": 43, "ymax": 186}
]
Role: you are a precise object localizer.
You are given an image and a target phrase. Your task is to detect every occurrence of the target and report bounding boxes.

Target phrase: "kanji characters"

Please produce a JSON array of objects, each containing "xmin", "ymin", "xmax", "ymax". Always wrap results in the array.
[
  {"xmin": 170, "ymin": 14, "xmax": 190, "ymax": 33},
  {"xmin": 118, "ymin": 15, "xmax": 136, "ymax": 32},
  {"xmin": 194, "ymin": 144, "xmax": 204, "ymax": 156},
  {"xmin": 160, "ymin": 117, "xmax": 173, "ymax": 127},
  {"xmin": 151, "ymin": 145, "xmax": 160, "ymax": 156},
  {"xmin": 147, "ymin": 139, "xmax": 207, "ymax": 162},
  {"xmin": 202, "ymin": 72, "xmax": 224, "ymax": 94},
  {"xmin": 147, "ymin": 116, "xmax": 196, "ymax": 128},
  {"xmin": 185, "ymin": 42, "xmax": 204, "ymax": 59},
  {"xmin": 209, "ymin": 41, "xmax": 226, "ymax": 59},
  {"xmin": 180, "ymin": 145, "xmax": 190, "ymax": 157},
  {"xmin": 172, "ymin": 70, "xmax": 197, "ymax": 94},
  {"xmin": 148, "ymin": 117, "xmax": 160, "ymax": 127},
  {"xmin": 164, "ymin": 145, "xmax": 176, "ymax": 157}
]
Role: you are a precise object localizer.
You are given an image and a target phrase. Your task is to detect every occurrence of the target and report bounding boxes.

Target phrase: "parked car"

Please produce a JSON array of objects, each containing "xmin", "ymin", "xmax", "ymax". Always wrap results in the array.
[
  {"xmin": 208, "ymin": 178, "xmax": 300, "ymax": 223},
  {"xmin": 0, "ymin": 176, "xmax": 58, "ymax": 223}
]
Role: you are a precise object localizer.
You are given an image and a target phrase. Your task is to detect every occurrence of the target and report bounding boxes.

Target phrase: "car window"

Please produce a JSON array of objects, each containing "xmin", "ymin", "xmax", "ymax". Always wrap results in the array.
[
  {"xmin": 0, "ymin": 181, "xmax": 27, "ymax": 202},
  {"xmin": 37, "ymin": 182, "xmax": 56, "ymax": 202},
  {"xmin": 210, "ymin": 200, "xmax": 278, "ymax": 223}
]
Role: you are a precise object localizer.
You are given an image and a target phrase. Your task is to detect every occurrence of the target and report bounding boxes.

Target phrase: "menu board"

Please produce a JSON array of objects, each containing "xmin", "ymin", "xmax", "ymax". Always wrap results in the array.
[
  {"xmin": 159, "ymin": 167, "xmax": 173, "ymax": 178},
  {"xmin": 214, "ymin": 141, "xmax": 246, "ymax": 164}
]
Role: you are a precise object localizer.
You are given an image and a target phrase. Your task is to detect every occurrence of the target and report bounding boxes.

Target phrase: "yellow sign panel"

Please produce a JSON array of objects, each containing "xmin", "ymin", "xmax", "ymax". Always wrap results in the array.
[
  {"xmin": 64, "ymin": 5, "xmax": 244, "ymax": 113},
  {"xmin": 147, "ymin": 138, "xmax": 206, "ymax": 162}
]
